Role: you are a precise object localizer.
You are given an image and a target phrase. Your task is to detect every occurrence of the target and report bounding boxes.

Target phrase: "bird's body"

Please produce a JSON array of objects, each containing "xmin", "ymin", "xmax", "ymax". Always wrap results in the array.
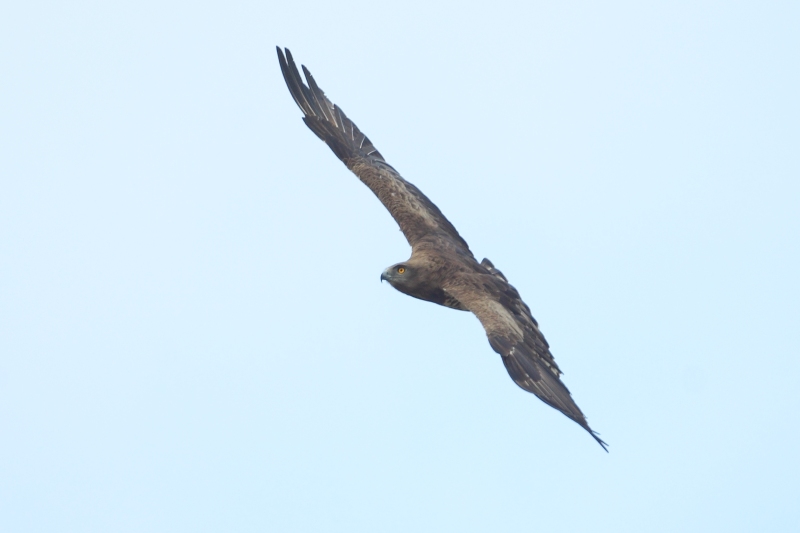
[{"xmin": 277, "ymin": 47, "xmax": 607, "ymax": 451}]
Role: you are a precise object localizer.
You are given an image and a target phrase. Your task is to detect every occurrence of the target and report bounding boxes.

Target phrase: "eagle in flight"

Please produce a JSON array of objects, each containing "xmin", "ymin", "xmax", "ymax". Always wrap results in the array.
[{"xmin": 277, "ymin": 47, "xmax": 607, "ymax": 451}]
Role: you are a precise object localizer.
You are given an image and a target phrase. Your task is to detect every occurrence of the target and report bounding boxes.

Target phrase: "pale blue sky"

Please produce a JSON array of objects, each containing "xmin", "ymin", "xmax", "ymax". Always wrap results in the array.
[{"xmin": 2, "ymin": 1, "xmax": 799, "ymax": 531}]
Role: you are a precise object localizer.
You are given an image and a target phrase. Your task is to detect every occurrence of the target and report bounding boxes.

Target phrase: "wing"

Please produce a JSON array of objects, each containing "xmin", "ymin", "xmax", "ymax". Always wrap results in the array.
[
  {"xmin": 444, "ymin": 260, "xmax": 608, "ymax": 451},
  {"xmin": 277, "ymin": 47, "xmax": 471, "ymax": 252}
]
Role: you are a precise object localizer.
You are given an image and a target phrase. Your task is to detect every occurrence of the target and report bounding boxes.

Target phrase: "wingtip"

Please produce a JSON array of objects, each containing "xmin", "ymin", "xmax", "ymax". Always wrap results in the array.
[
  {"xmin": 276, "ymin": 46, "xmax": 296, "ymax": 67},
  {"xmin": 591, "ymin": 431, "xmax": 609, "ymax": 452},
  {"xmin": 301, "ymin": 64, "xmax": 311, "ymax": 78},
  {"xmin": 276, "ymin": 47, "xmax": 290, "ymax": 74},
  {"xmin": 275, "ymin": 45, "xmax": 389, "ymax": 165}
]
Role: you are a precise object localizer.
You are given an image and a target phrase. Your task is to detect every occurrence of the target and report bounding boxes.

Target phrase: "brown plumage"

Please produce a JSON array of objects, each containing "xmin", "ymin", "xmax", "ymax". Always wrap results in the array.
[{"xmin": 277, "ymin": 47, "xmax": 607, "ymax": 451}]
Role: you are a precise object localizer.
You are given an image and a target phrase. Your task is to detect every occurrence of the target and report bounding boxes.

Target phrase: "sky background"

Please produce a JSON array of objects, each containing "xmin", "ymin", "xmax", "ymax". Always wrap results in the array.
[{"xmin": 2, "ymin": 1, "xmax": 799, "ymax": 531}]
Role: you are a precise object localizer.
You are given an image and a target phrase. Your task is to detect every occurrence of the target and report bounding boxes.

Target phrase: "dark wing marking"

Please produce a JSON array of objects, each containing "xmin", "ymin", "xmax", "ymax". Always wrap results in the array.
[
  {"xmin": 443, "ymin": 270, "xmax": 608, "ymax": 451},
  {"xmin": 277, "ymin": 47, "xmax": 470, "ymax": 252}
]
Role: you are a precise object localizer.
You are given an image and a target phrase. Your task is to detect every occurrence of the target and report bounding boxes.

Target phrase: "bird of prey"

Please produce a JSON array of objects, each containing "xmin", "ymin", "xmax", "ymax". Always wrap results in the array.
[{"xmin": 277, "ymin": 47, "xmax": 607, "ymax": 451}]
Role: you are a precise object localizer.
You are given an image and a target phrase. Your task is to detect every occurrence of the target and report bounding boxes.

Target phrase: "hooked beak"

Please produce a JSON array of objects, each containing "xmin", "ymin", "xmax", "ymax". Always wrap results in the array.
[{"xmin": 380, "ymin": 271, "xmax": 388, "ymax": 282}]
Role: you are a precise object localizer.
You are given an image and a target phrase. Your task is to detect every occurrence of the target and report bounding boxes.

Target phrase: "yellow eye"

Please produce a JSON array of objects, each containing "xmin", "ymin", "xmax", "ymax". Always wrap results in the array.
[{"xmin": 397, "ymin": 266, "xmax": 406, "ymax": 274}]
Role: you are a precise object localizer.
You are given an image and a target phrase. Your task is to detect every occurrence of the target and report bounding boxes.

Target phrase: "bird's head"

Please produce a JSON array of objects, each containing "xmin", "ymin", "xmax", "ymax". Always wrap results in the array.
[{"xmin": 380, "ymin": 263, "xmax": 419, "ymax": 292}]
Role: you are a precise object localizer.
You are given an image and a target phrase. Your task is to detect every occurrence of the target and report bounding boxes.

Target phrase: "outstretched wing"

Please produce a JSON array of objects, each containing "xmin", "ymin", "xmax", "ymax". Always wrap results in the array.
[
  {"xmin": 444, "ymin": 261, "xmax": 608, "ymax": 451},
  {"xmin": 277, "ymin": 47, "xmax": 470, "ymax": 252}
]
